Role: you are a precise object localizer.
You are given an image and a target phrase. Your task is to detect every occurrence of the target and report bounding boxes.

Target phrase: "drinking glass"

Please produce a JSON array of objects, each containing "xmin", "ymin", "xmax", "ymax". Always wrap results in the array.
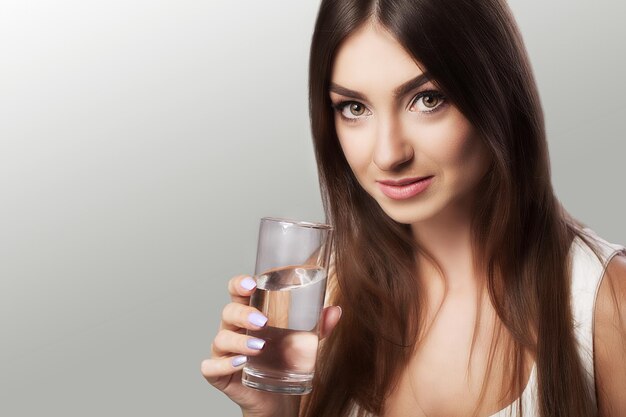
[{"xmin": 241, "ymin": 217, "xmax": 334, "ymax": 395}]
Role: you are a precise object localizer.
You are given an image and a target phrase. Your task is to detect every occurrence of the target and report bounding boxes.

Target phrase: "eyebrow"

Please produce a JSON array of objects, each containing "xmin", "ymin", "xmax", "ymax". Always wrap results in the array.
[{"xmin": 329, "ymin": 72, "xmax": 431, "ymax": 101}]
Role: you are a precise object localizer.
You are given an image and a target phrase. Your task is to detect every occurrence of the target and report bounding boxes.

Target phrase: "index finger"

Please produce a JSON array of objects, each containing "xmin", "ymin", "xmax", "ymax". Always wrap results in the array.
[{"xmin": 227, "ymin": 274, "xmax": 257, "ymax": 304}]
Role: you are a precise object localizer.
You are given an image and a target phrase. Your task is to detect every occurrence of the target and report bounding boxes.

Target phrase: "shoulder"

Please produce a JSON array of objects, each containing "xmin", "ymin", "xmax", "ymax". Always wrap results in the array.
[
  {"xmin": 595, "ymin": 252, "xmax": 626, "ymax": 322},
  {"xmin": 593, "ymin": 252, "xmax": 626, "ymax": 415},
  {"xmin": 598, "ymin": 253, "xmax": 626, "ymax": 307}
]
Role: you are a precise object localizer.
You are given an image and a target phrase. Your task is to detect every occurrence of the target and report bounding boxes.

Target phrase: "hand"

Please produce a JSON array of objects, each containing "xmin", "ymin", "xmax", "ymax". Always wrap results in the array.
[{"xmin": 200, "ymin": 274, "xmax": 342, "ymax": 417}]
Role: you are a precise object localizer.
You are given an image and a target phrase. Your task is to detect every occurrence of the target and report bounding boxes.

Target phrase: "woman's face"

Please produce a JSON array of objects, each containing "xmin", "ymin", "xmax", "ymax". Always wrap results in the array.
[{"xmin": 329, "ymin": 22, "xmax": 491, "ymax": 226}]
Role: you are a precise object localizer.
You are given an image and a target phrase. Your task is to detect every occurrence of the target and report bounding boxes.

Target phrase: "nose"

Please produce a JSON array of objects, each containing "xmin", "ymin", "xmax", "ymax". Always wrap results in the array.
[{"xmin": 372, "ymin": 115, "xmax": 414, "ymax": 171}]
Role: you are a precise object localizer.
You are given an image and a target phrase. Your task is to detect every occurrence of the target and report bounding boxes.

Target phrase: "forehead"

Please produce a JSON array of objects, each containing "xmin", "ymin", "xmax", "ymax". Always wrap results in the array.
[{"xmin": 330, "ymin": 23, "xmax": 426, "ymax": 89}]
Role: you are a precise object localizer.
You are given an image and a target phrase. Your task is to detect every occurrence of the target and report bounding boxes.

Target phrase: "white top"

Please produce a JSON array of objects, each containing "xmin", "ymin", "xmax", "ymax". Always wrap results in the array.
[{"xmin": 348, "ymin": 227, "xmax": 626, "ymax": 417}]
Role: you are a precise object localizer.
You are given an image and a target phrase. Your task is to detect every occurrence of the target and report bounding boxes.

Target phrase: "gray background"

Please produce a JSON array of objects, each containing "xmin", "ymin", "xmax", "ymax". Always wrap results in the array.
[{"xmin": 0, "ymin": 0, "xmax": 624, "ymax": 416}]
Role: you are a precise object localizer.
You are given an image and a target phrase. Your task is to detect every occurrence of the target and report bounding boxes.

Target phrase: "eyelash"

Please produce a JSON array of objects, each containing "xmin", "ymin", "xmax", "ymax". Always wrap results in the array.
[{"xmin": 331, "ymin": 90, "xmax": 447, "ymax": 124}]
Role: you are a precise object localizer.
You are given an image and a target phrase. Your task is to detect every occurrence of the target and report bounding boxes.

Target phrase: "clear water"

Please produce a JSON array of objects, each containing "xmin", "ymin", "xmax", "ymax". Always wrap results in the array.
[{"xmin": 242, "ymin": 265, "xmax": 327, "ymax": 394}]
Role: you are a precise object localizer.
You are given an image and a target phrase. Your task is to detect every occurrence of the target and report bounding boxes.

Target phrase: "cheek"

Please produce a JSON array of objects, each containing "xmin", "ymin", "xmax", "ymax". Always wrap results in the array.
[
  {"xmin": 336, "ymin": 124, "xmax": 371, "ymax": 172},
  {"xmin": 413, "ymin": 114, "xmax": 482, "ymax": 173}
]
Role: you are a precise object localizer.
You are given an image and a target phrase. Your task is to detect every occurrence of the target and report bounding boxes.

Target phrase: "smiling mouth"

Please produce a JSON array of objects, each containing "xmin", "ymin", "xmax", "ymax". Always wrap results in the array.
[
  {"xmin": 377, "ymin": 175, "xmax": 434, "ymax": 186},
  {"xmin": 376, "ymin": 176, "xmax": 434, "ymax": 200}
]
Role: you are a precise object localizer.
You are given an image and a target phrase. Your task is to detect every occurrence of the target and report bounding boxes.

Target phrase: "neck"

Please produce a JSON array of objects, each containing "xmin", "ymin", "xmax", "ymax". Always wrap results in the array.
[{"xmin": 410, "ymin": 198, "xmax": 481, "ymax": 293}]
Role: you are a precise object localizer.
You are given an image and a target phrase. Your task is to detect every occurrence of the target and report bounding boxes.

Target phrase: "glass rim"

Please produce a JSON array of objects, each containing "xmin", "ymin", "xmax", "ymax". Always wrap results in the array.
[{"xmin": 260, "ymin": 216, "xmax": 333, "ymax": 230}]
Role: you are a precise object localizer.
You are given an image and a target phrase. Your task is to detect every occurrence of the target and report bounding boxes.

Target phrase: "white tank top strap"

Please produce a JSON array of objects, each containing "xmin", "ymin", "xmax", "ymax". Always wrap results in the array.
[{"xmin": 569, "ymin": 227, "xmax": 626, "ymax": 409}]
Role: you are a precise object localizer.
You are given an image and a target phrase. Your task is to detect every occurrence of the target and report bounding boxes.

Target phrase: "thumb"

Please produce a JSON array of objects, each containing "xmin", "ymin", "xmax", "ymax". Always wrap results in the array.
[{"xmin": 319, "ymin": 305, "xmax": 342, "ymax": 340}]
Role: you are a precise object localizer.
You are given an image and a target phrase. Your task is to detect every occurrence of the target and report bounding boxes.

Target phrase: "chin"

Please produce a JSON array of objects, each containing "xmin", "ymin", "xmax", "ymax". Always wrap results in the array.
[{"xmin": 376, "ymin": 199, "xmax": 440, "ymax": 225}]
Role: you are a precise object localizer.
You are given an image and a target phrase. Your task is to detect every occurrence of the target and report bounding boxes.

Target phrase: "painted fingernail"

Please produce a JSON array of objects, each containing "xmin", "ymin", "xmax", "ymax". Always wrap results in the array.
[
  {"xmin": 248, "ymin": 312, "xmax": 268, "ymax": 327},
  {"xmin": 231, "ymin": 355, "xmax": 247, "ymax": 367},
  {"xmin": 240, "ymin": 277, "xmax": 256, "ymax": 291},
  {"xmin": 246, "ymin": 338, "xmax": 266, "ymax": 350}
]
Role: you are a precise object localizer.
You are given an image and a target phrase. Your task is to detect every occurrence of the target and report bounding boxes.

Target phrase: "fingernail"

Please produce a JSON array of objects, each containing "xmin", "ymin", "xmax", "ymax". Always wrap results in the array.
[
  {"xmin": 231, "ymin": 355, "xmax": 247, "ymax": 367},
  {"xmin": 246, "ymin": 338, "xmax": 266, "ymax": 350},
  {"xmin": 240, "ymin": 277, "xmax": 256, "ymax": 291},
  {"xmin": 248, "ymin": 312, "xmax": 268, "ymax": 327},
  {"xmin": 336, "ymin": 305, "xmax": 343, "ymax": 319}
]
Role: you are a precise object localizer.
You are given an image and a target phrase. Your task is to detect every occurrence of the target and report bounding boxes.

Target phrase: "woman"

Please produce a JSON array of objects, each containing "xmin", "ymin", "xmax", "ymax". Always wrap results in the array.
[{"xmin": 201, "ymin": 0, "xmax": 626, "ymax": 416}]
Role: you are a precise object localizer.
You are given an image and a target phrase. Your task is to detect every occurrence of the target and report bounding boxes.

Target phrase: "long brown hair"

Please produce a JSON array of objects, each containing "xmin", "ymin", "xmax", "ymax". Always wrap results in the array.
[{"xmin": 303, "ymin": 0, "xmax": 604, "ymax": 416}]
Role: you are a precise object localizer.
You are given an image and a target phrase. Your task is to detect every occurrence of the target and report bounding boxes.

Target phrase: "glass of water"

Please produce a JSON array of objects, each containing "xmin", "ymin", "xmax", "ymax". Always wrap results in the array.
[{"xmin": 241, "ymin": 217, "xmax": 334, "ymax": 395}]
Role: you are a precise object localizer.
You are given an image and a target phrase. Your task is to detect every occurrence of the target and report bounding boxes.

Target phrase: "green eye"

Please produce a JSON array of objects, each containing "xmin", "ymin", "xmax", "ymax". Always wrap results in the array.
[
  {"xmin": 422, "ymin": 94, "xmax": 440, "ymax": 108},
  {"xmin": 410, "ymin": 91, "xmax": 446, "ymax": 113},
  {"xmin": 331, "ymin": 100, "xmax": 371, "ymax": 123},
  {"xmin": 348, "ymin": 103, "xmax": 366, "ymax": 116}
]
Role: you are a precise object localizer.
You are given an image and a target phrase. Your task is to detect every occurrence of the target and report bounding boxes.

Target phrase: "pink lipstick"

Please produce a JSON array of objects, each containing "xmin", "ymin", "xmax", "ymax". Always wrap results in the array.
[{"xmin": 377, "ymin": 176, "xmax": 434, "ymax": 200}]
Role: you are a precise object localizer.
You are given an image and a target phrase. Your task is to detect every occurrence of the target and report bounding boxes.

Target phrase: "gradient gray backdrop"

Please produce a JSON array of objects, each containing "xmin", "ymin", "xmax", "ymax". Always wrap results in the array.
[{"xmin": 1, "ymin": 1, "xmax": 624, "ymax": 416}]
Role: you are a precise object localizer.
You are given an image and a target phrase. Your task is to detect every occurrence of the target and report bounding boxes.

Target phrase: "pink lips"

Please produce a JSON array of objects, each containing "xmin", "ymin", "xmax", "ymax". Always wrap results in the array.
[{"xmin": 377, "ymin": 176, "xmax": 434, "ymax": 200}]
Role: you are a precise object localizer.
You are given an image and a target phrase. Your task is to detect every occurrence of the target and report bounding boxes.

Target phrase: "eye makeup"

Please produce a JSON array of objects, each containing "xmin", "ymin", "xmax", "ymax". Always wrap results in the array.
[{"xmin": 330, "ymin": 89, "xmax": 448, "ymax": 124}]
